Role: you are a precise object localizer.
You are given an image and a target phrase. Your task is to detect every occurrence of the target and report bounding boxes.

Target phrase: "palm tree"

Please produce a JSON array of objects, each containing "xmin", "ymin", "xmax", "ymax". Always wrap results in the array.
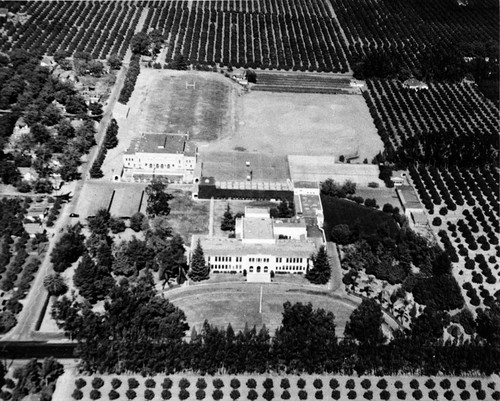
[{"xmin": 43, "ymin": 273, "xmax": 68, "ymax": 296}]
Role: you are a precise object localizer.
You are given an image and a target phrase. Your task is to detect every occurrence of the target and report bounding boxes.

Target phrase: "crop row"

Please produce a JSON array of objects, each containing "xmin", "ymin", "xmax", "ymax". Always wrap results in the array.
[
  {"xmin": 364, "ymin": 80, "xmax": 499, "ymax": 164},
  {"xmin": 143, "ymin": 0, "xmax": 349, "ymax": 72},
  {"xmin": 331, "ymin": 0, "xmax": 498, "ymax": 71},
  {"xmin": 1, "ymin": 1, "xmax": 142, "ymax": 60}
]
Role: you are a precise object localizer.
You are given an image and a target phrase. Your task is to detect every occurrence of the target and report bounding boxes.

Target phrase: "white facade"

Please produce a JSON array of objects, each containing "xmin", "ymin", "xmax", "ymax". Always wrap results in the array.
[
  {"xmin": 123, "ymin": 133, "xmax": 197, "ymax": 182},
  {"xmin": 191, "ymin": 207, "xmax": 320, "ymax": 283}
]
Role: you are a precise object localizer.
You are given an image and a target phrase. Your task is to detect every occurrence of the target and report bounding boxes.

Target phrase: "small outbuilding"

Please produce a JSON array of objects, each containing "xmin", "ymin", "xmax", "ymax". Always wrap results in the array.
[{"xmin": 402, "ymin": 78, "xmax": 429, "ymax": 91}]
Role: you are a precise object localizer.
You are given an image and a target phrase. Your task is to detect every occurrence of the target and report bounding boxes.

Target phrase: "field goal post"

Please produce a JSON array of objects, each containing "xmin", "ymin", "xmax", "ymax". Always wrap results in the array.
[{"xmin": 186, "ymin": 80, "xmax": 196, "ymax": 89}]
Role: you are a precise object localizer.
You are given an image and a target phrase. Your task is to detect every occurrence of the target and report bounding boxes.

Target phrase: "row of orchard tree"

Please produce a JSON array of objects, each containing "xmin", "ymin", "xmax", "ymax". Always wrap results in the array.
[{"xmin": 51, "ymin": 272, "xmax": 500, "ymax": 376}]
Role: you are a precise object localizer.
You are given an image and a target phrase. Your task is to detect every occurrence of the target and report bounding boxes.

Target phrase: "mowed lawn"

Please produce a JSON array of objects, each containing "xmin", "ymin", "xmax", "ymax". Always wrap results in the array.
[
  {"xmin": 321, "ymin": 195, "xmax": 400, "ymax": 240},
  {"xmin": 167, "ymin": 282, "xmax": 356, "ymax": 336}
]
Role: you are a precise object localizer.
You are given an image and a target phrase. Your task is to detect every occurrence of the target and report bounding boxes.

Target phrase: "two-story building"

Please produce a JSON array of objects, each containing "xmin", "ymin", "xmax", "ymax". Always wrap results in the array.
[
  {"xmin": 191, "ymin": 207, "xmax": 321, "ymax": 282},
  {"xmin": 123, "ymin": 133, "xmax": 197, "ymax": 183}
]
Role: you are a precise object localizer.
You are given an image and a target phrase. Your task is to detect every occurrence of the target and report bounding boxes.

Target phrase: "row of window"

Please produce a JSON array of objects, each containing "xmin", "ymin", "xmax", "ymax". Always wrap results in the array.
[
  {"xmin": 249, "ymin": 257, "xmax": 270, "ymax": 263},
  {"xmin": 209, "ymin": 265, "xmax": 305, "ymax": 273},
  {"xmin": 208, "ymin": 256, "xmax": 306, "ymax": 264},
  {"xmin": 210, "ymin": 256, "xmax": 242, "ymax": 262},
  {"xmin": 249, "ymin": 266, "xmax": 269, "ymax": 273}
]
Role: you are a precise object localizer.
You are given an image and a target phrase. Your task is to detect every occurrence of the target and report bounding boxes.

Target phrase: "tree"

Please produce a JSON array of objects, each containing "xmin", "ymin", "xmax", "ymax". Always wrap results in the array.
[
  {"xmin": 43, "ymin": 273, "xmax": 68, "ymax": 296},
  {"xmin": 342, "ymin": 180, "xmax": 356, "ymax": 195},
  {"xmin": 50, "ymin": 224, "xmax": 85, "ymax": 272},
  {"xmin": 109, "ymin": 218, "xmax": 126, "ymax": 234},
  {"xmin": 130, "ymin": 212, "xmax": 146, "ymax": 232},
  {"xmin": 171, "ymin": 54, "xmax": 188, "ymax": 70},
  {"xmin": 476, "ymin": 302, "xmax": 500, "ymax": 346},
  {"xmin": 189, "ymin": 240, "xmax": 209, "ymax": 282},
  {"xmin": 330, "ymin": 224, "xmax": 352, "ymax": 245},
  {"xmin": 73, "ymin": 253, "xmax": 114, "ymax": 304},
  {"xmin": 273, "ymin": 302, "xmax": 337, "ymax": 373},
  {"xmin": 220, "ymin": 204, "xmax": 235, "ymax": 231},
  {"xmin": 157, "ymin": 234, "xmax": 187, "ymax": 284},
  {"xmin": 107, "ymin": 54, "xmax": 122, "ymax": 70},
  {"xmin": 411, "ymin": 307, "xmax": 449, "ymax": 344},
  {"xmin": 88, "ymin": 208, "xmax": 111, "ymax": 235},
  {"xmin": 344, "ymin": 298, "xmax": 386, "ymax": 346},
  {"xmin": 305, "ymin": 246, "xmax": 331, "ymax": 284},
  {"xmin": 131, "ymin": 32, "xmax": 151, "ymax": 55},
  {"xmin": 145, "ymin": 179, "xmax": 173, "ymax": 217}
]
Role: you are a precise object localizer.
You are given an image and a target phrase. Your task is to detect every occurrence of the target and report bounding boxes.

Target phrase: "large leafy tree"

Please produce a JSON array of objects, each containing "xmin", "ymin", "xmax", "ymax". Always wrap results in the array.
[
  {"xmin": 344, "ymin": 298, "xmax": 386, "ymax": 347},
  {"xmin": 52, "ymin": 273, "xmax": 189, "ymax": 373},
  {"xmin": 273, "ymin": 302, "xmax": 337, "ymax": 373},
  {"xmin": 189, "ymin": 240, "xmax": 209, "ymax": 282},
  {"xmin": 73, "ymin": 253, "xmax": 115, "ymax": 304},
  {"xmin": 50, "ymin": 224, "xmax": 85, "ymax": 273},
  {"xmin": 145, "ymin": 179, "xmax": 173, "ymax": 218},
  {"xmin": 88, "ymin": 208, "xmax": 111, "ymax": 236},
  {"xmin": 305, "ymin": 246, "xmax": 331, "ymax": 284},
  {"xmin": 410, "ymin": 307, "xmax": 449, "ymax": 345},
  {"xmin": 157, "ymin": 234, "xmax": 187, "ymax": 284}
]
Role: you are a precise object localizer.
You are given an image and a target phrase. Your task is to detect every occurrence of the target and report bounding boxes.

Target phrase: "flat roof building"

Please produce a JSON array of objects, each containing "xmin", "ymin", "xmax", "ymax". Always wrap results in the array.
[{"xmin": 123, "ymin": 133, "xmax": 197, "ymax": 183}]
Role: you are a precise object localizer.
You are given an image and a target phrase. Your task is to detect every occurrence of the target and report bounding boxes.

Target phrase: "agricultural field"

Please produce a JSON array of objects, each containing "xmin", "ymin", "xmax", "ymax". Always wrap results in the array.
[
  {"xmin": 143, "ymin": 0, "xmax": 350, "ymax": 72},
  {"xmin": 0, "ymin": 1, "xmax": 143, "ymax": 59},
  {"xmin": 409, "ymin": 165, "xmax": 500, "ymax": 311},
  {"xmin": 55, "ymin": 373, "xmax": 500, "ymax": 401},
  {"xmin": 363, "ymin": 80, "xmax": 499, "ymax": 162}
]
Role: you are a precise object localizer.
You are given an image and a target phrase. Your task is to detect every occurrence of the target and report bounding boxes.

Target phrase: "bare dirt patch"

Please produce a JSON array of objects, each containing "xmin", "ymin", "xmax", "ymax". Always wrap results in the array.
[{"xmin": 202, "ymin": 91, "xmax": 384, "ymax": 161}]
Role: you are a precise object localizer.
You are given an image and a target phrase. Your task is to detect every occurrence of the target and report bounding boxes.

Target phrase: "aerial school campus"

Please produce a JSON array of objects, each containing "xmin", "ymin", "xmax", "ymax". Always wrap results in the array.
[{"xmin": 0, "ymin": 0, "xmax": 499, "ymax": 400}]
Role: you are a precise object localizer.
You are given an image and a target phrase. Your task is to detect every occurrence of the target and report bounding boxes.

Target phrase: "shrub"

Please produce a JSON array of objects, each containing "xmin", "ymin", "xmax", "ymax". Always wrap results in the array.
[
  {"xmin": 72, "ymin": 389, "xmax": 83, "ymax": 400},
  {"xmin": 471, "ymin": 380, "xmax": 481, "ymax": 390},
  {"xmin": 330, "ymin": 379, "xmax": 339, "ymax": 389},
  {"xmin": 380, "ymin": 390, "xmax": 390, "ymax": 400},
  {"xmin": 298, "ymin": 390, "xmax": 307, "ymax": 400},
  {"xmin": 144, "ymin": 389, "xmax": 155, "ymax": 400},
  {"xmin": 280, "ymin": 379, "xmax": 290, "ymax": 389},
  {"xmin": 457, "ymin": 379, "xmax": 466, "ymax": 389},
  {"xmin": 440, "ymin": 379, "xmax": 451, "ymax": 389},
  {"xmin": 230, "ymin": 389, "xmax": 240, "ymax": 400},
  {"xmin": 196, "ymin": 389, "xmax": 206, "ymax": 400},
  {"xmin": 111, "ymin": 378, "xmax": 122, "ymax": 389},
  {"xmin": 162, "ymin": 378, "xmax": 173, "ymax": 389},
  {"xmin": 428, "ymin": 390, "xmax": 438, "ymax": 400},
  {"xmin": 179, "ymin": 378, "xmax": 191, "ymax": 389},
  {"xmin": 397, "ymin": 390, "xmax": 407, "ymax": 400},
  {"xmin": 346, "ymin": 379, "xmax": 355, "ymax": 389},
  {"xmin": 125, "ymin": 389, "xmax": 136, "ymax": 400},
  {"xmin": 332, "ymin": 390, "xmax": 341, "ymax": 400},
  {"xmin": 412, "ymin": 389, "xmax": 423, "ymax": 400},
  {"xmin": 213, "ymin": 378, "xmax": 224, "ymax": 389},
  {"xmin": 128, "ymin": 378, "xmax": 139, "ymax": 389},
  {"xmin": 263, "ymin": 378, "xmax": 274, "ymax": 389},
  {"xmin": 364, "ymin": 391, "xmax": 373, "ymax": 400},
  {"xmin": 444, "ymin": 390, "xmax": 454, "ymax": 400},
  {"xmin": 410, "ymin": 379, "xmax": 419, "ymax": 389},
  {"xmin": 347, "ymin": 390, "xmax": 357, "ymax": 399},
  {"xmin": 313, "ymin": 379, "xmax": 323, "ymax": 389},
  {"xmin": 247, "ymin": 389, "xmax": 258, "ymax": 400},
  {"xmin": 145, "ymin": 378, "xmax": 156, "ymax": 388},
  {"xmin": 361, "ymin": 379, "xmax": 371, "ymax": 389},
  {"xmin": 75, "ymin": 379, "xmax": 87, "ymax": 389},
  {"xmin": 179, "ymin": 389, "xmax": 189, "ymax": 400},
  {"xmin": 493, "ymin": 391, "xmax": 500, "ymax": 401},
  {"xmin": 377, "ymin": 379, "xmax": 388, "ymax": 389},
  {"xmin": 298, "ymin": 378, "xmax": 306, "ymax": 389},
  {"xmin": 315, "ymin": 390, "xmax": 323, "ymax": 399},
  {"xmin": 196, "ymin": 378, "xmax": 207, "ymax": 389},
  {"xmin": 92, "ymin": 377, "xmax": 104, "ymax": 389},
  {"xmin": 263, "ymin": 389, "xmax": 274, "ymax": 400},
  {"xmin": 246, "ymin": 379, "xmax": 257, "ymax": 389},
  {"xmin": 230, "ymin": 378, "xmax": 240, "ymax": 389},
  {"xmin": 161, "ymin": 389, "xmax": 172, "ymax": 400},
  {"xmin": 5, "ymin": 379, "xmax": 14, "ymax": 389},
  {"xmin": 460, "ymin": 391, "xmax": 470, "ymax": 400},
  {"xmin": 212, "ymin": 389, "xmax": 223, "ymax": 400},
  {"xmin": 90, "ymin": 389, "xmax": 101, "ymax": 400},
  {"xmin": 281, "ymin": 390, "xmax": 291, "ymax": 400},
  {"xmin": 425, "ymin": 379, "xmax": 435, "ymax": 389},
  {"xmin": 476, "ymin": 389, "xmax": 486, "ymax": 400},
  {"xmin": 108, "ymin": 390, "xmax": 119, "ymax": 400}
]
